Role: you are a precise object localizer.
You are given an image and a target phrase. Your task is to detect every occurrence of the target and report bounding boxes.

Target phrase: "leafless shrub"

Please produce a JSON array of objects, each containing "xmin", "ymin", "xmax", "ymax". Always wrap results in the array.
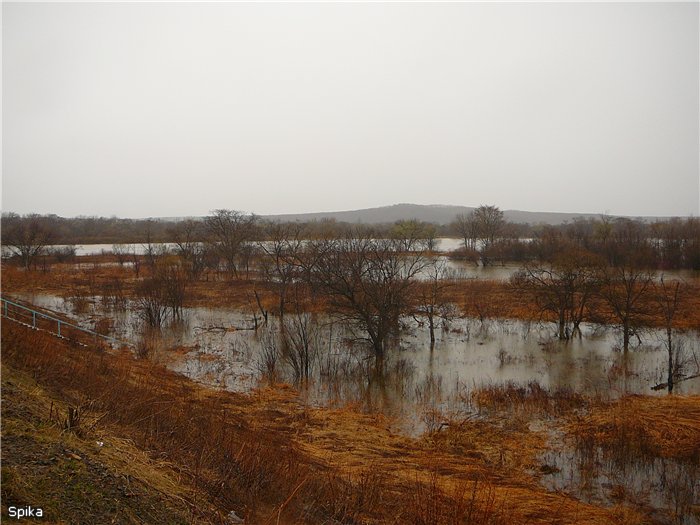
[
  {"xmin": 100, "ymin": 277, "xmax": 126, "ymax": 309},
  {"xmin": 68, "ymin": 292, "xmax": 92, "ymax": 314},
  {"xmin": 49, "ymin": 245, "xmax": 77, "ymax": 263},
  {"xmin": 255, "ymin": 328, "xmax": 280, "ymax": 384},
  {"xmin": 135, "ymin": 278, "xmax": 170, "ymax": 328},
  {"xmin": 135, "ymin": 257, "xmax": 189, "ymax": 327},
  {"xmin": 112, "ymin": 244, "xmax": 130, "ymax": 265},
  {"xmin": 282, "ymin": 313, "xmax": 321, "ymax": 383}
]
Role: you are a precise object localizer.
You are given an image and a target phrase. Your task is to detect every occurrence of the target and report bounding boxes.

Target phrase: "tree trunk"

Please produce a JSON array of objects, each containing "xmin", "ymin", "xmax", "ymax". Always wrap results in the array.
[
  {"xmin": 558, "ymin": 310, "xmax": 567, "ymax": 340},
  {"xmin": 374, "ymin": 345, "xmax": 385, "ymax": 376},
  {"xmin": 622, "ymin": 319, "xmax": 630, "ymax": 353},
  {"xmin": 428, "ymin": 310, "xmax": 435, "ymax": 347},
  {"xmin": 667, "ymin": 327, "xmax": 674, "ymax": 393},
  {"xmin": 374, "ymin": 338, "xmax": 384, "ymax": 359}
]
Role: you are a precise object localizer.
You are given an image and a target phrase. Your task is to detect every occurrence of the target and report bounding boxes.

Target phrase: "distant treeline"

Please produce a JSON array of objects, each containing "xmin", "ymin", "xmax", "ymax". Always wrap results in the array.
[
  {"xmin": 496, "ymin": 217, "xmax": 700, "ymax": 270},
  {"xmin": 0, "ymin": 212, "xmax": 453, "ymax": 245},
  {"xmin": 2, "ymin": 210, "xmax": 700, "ymax": 270},
  {"xmin": 451, "ymin": 208, "xmax": 700, "ymax": 271},
  {"xmin": 1, "ymin": 213, "xmax": 184, "ymax": 245}
]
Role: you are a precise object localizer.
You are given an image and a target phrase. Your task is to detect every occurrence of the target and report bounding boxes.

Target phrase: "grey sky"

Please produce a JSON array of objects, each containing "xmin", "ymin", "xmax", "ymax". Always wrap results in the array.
[{"xmin": 2, "ymin": 2, "xmax": 699, "ymax": 218}]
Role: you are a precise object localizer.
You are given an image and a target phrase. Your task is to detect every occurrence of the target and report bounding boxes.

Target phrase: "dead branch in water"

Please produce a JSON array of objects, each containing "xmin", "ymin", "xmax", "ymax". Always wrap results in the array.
[{"xmin": 193, "ymin": 324, "xmax": 255, "ymax": 333}]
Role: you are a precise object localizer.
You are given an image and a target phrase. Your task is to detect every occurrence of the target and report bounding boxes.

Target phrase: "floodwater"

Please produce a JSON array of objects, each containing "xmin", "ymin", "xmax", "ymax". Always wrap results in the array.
[
  {"xmin": 540, "ymin": 432, "xmax": 699, "ymax": 525},
  {"xmin": 12, "ymin": 291, "xmax": 700, "ymax": 413},
  {"xmin": 39, "ymin": 239, "xmax": 465, "ymax": 257},
  {"xmin": 9, "ymin": 291, "xmax": 700, "ymax": 522}
]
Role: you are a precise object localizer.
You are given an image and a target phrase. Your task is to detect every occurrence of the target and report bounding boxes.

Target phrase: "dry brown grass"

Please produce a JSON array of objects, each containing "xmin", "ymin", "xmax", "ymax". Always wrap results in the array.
[
  {"xmin": 420, "ymin": 415, "xmax": 546, "ymax": 484},
  {"xmin": 568, "ymin": 394, "xmax": 700, "ymax": 463},
  {"xmin": 2, "ymin": 321, "xmax": 649, "ymax": 524},
  {"xmin": 2, "ymin": 365, "xmax": 220, "ymax": 523},
  {"xmin": 471, "ymin": 382, "xmax": 589, "ymax": 417}
]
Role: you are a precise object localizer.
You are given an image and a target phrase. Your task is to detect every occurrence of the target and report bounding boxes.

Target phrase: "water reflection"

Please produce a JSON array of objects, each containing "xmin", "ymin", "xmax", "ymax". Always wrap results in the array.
[
  {"xmin": 13, "ymin": 291, "xmax": 699, "ymax": 422},
  {"xmin": 541, "ymin": 436, "xmax": 699, "ymax": 525}
]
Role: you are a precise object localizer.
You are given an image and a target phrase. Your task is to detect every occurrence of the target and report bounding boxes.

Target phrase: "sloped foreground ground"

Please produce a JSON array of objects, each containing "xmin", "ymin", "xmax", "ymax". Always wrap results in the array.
[{"xmin": 1, "ymin": 366, "xmax": 222, "ymax": 524}]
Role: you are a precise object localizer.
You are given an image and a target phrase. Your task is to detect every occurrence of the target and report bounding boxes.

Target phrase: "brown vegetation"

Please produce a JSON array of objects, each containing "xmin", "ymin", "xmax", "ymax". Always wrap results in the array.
[
  {"xmin": 4, "ymin": 258, "xmax": 700, "ymax": 332},
  {"xmin": 2, "ymin": 322, "xmax": 648, "ymax": 524},
  {"xmin": 1, "ymin": 365, "xmax": 220, "ymax": 524},
  {"xmin": 568, "ymin": 395, "xmax": 700, "ymax": 463}
]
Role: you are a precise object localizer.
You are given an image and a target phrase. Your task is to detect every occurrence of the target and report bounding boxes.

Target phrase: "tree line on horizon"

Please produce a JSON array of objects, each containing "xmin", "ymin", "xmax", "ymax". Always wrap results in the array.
[{"xmin": 3, "ymin": 207, "xmax": 700, "ymax": 271}]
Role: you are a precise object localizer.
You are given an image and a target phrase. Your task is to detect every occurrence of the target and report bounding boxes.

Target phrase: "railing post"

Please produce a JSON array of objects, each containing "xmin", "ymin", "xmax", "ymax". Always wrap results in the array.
[
  {"xmin": 32, "ymin": 311, "xmax": 36, "ymax": 329},
  {"xmin": 58, "ymin": 320, "xmax": 62, "ymax": 337},
  {"xmin": 3, "ymin": 300, "xmax": 7, "ymax": 317}
]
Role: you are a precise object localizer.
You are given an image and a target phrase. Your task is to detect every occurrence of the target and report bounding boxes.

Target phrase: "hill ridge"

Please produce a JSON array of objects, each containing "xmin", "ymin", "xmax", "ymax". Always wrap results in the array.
[{"xmin": 261, "ymin": 203, "xmax": 669, "ymax": 226}]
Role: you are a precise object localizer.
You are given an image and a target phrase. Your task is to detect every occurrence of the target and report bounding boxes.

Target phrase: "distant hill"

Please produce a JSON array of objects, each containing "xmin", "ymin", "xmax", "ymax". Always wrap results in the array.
[{"xmin": 264, "ymin": 203, "xmax": 638, "ymax": 226}]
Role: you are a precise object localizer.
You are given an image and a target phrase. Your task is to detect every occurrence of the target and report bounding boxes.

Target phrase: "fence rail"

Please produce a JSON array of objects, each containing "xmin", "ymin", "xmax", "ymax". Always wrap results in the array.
[{"xmin": 1, "ymin": 296, "xmax": 129, "ymax": 348}]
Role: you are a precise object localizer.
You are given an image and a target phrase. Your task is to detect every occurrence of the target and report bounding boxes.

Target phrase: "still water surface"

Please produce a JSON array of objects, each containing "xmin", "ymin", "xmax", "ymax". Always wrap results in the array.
[{"xmin": 14, "ymin": 291, "xmax": 700, "ymax": 428}]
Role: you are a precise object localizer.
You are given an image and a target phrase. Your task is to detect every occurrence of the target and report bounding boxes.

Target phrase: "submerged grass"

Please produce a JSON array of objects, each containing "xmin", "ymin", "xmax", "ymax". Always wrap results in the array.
[
  {"xmin": 568, "ymin": 395, "xmax": 700, "ymax": 463},
  {"xmin": 471, "ymin": 381, "xmax": 589, "ymax": 417},
  {"xmin": 469, "ymin": 382, "xmax": 700, "ymax": 523}
]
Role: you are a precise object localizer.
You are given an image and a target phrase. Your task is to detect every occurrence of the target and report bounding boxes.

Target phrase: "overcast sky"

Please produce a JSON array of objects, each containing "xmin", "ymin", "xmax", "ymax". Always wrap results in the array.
[{"xmin": 2, "ymin": 2, "xmax": 699, "ymax": 218}]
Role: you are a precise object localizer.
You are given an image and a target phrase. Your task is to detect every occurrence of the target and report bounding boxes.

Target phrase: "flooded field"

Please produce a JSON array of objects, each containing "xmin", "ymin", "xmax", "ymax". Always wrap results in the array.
[
  {"xmin": 14, "ymin": 291, "xmax": 700, "ymax": 413},
  {"xmin": 8, "ymin": 289, "xmax": 700, "ymax": 523},
  {"xmin": 16, "ymin": 239, "xmax": 699, "ymax": 284}
]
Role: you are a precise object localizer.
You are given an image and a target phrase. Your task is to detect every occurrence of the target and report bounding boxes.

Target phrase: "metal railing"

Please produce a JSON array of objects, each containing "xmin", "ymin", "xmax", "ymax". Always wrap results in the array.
[{"xmin": 1, "ymin": 296, "xmax": 129, "ymax": 348}]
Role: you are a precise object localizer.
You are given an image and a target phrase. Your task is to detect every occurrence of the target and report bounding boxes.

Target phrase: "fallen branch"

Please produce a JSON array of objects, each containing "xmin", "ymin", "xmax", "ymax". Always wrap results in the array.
[{"xmin": 651, "ymin": 373, "xmax": 700, "ymax": 391}]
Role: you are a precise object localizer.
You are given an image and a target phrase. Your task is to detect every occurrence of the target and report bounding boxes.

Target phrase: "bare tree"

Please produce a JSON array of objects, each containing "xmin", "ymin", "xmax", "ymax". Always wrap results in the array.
[
  {"xmin": 683, "ymin": 217, "xmax": 700, "ymax": 270},
  {"xmin": 129, "ymin": 246, "xmax": 142, "ymax": 277},
  {"xmin": 142, "ymin": 219, "xmax": 159, "ymax": 270},
  {"xmin": 389, "ymin": 220, "xmax": 435, "ymax": 252},
  {"xmin": 303, "ymin": 229, "xmax": 428, "ymax": 364},
  {"xmin": 423, "ymin": 223, "xmax": 439, "ymax": 252},
  {"xmin": 168, "ymin": 219, "xmax": 206, "ymax": 279},
  {"xmin": 451, "ymin": 205, "xmax": 504, "ymax": 266},
  {"xmin": 258, "ymin": 222, "xmax": 305, "ymax": 322},
  {"xmin": 512, "ymin": 248, "xmax": 600, "ymax": 340},
  {"xmin": 597, "ymin": 259, "xmax": 655, "ymax": 353},
  {"xmin": 205, "ymin": 209, "xmax": 257, "ymax": 278},
  {"xmin": 414, "ymin": 258, "xmax": 456, "ymax": 347},
  {"xmin": 654, "ymin": 277, "xmax": 686, "ymax": 393},
  {"xmin": 452, "ymin": 212, "xmax": 480, "ymax": 251},
  {"xmin": 112, "ymin": 244, "xmax": 130, "ymax": 266},
  {"xmin": 2, "ymin": 214, "xmax": 54, "ymax": 269},
  {"xmin": 473, "ymin": 205, "xmax": 504, "ymax": 266},
  {"xmin": 651, "ymin": 219, "xmax": 684, "ymax": 269}
]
